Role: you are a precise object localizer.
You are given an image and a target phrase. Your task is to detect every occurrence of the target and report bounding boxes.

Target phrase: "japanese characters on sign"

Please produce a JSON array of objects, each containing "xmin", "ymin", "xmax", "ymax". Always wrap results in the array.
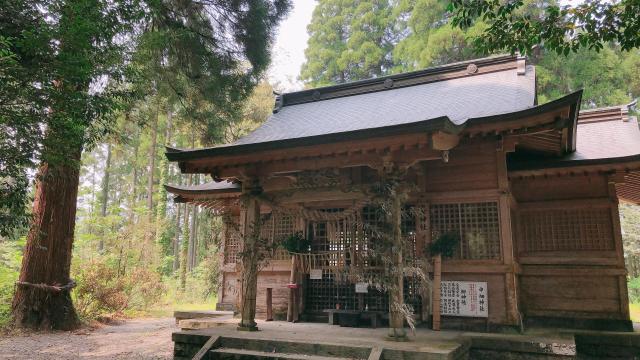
[
  {"xmin": 309, "ymin": 269, "xmax": 323, "ymax": 280},
  {"xmin": 355, "ymin": 282, "xmax": 368, "ymax": 293},
  {"xmin": 440, "ymin": 281, "xmax": 488, "ymax": 317}
]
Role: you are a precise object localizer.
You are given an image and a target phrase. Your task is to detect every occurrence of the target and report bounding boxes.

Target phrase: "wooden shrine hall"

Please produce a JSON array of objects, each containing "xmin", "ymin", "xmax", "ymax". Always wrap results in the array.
[{"xmin": 165, "ymin": 55, "xmax": 640, "ymax": 334}]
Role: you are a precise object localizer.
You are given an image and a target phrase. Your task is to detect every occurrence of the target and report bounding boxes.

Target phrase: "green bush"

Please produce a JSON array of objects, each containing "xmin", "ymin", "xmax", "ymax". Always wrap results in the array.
[
  {"xmin": 280, "ymin": 232, "xmax": 310, "ymax": 253},
  {"xmin": 628, "ymin": 277, "xmax": 640, "ymax": 303},
  {"xmin": 73, "ymin": 259, "xmax": 165, "ymax": 320},
  {"xmin": 426, "ymin": 232, "xmax": 460, "ymax": 258},
  {"xmin": 73, "ymin": 260, "xmax": 129, "ymax": 319},
  {"xmin": 0, "ymin": 238, "xmax": 24, "ymax": 327}
]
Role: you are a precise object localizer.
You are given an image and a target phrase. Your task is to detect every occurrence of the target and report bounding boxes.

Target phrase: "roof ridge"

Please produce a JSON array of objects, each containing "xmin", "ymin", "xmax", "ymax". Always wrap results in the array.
[{"xmin": 275, "ymin": 54, "xmax": 523, "ymax": 110}]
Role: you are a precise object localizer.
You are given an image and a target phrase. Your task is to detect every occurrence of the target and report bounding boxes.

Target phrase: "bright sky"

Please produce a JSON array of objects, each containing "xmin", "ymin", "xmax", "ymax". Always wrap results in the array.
[{"xmin": 267, "ymin": 0, "xmax": 316, "ymax": 91}]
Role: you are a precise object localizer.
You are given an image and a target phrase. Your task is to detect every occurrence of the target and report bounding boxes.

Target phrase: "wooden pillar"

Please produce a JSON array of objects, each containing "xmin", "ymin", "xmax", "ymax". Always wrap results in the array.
[
  {"xmin": 388, "ymin": 192, "xmax": 407, "ymax": 339},
  {"xmin": 266, "ymin": 288, "xmax": 273, "ymax": 321},
  {"xmin": 497, "ymin": 147, "xmax": 520, "ymax": 327},
  {"xmin": 418, "ymin": 202, "xmax": 431, "ymax": 323},
  {"xmin": 287, "ymin": 255, "xmax": 298, "ymax": 322},
  {"xmin": 608, "ymin": 178, "xmax": 631, "ymax": 319},
  {"xmin": 216, "ymin": 220, "xmax": 227, "ymax": 310},
  {"xmin": 433, "ymin": 254, "xmax": 442, "ymax": 331},
  {"xmin": 238, "ymin": 181, "xmax": 261, "ymax": 331}
]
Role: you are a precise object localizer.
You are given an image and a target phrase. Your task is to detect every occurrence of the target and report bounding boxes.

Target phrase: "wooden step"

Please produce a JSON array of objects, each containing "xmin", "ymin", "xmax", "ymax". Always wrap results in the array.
[{"xmin": 210, "ymin": 348, "xmax": 354, "ymax": 360}]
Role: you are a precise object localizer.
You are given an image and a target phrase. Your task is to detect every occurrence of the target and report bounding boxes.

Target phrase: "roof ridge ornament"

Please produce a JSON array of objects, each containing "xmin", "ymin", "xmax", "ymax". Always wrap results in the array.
[
  {"xmin": 516, "ymin": 55, "xmax": 526, "ymax": 75},
  {"xmin": 273, "ymin": 91, "xmax": 283, "ymax": 113}
]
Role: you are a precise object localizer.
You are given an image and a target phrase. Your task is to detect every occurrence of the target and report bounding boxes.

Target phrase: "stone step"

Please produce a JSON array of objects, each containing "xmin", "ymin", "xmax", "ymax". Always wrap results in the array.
[
  {"xmin": 218, "ymin": 337, "xmax": 371, "ymax": 359},
  {"xmin": 210, "ymin": 348, "xmax": 354, "ymax": 360}
]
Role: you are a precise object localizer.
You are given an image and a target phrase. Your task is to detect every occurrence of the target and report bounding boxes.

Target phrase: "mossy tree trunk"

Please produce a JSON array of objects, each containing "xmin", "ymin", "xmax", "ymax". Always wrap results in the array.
[{"xmin": 11, "ymin": 144, "xmax": 82, "ymax": 330}]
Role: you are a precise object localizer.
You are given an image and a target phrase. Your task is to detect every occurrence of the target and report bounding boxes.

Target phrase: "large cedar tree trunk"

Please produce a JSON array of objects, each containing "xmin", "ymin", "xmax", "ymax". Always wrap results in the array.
[{"xmin": 11, "ymin": 147, "xmax": 82, "ymax": 330}]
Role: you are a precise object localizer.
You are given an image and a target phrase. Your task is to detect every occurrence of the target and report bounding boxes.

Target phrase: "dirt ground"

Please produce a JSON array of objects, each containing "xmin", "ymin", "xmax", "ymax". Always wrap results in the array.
[{"xmin": 0, "ymin": 317, "xmax": 175, "ymax": 359}]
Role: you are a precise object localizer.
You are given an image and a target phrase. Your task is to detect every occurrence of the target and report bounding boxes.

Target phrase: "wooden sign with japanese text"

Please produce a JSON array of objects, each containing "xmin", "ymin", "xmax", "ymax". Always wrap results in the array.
[
  {"xmin": 309, "ymin": 269, "xmax": 323, "ymax": 280},
  {"xmin": 355, "ymin": 282, "xmax": 368, "ymax": 293},
  {"xmin": 440, "ymin": 281, "xmax": 488, "ymax": 317}
]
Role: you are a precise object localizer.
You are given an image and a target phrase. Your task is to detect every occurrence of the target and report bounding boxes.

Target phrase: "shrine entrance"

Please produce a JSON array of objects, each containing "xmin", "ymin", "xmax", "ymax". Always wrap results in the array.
[{"xmin": 300, "ymin": 206, "xmax": 423, "ymax": 320}]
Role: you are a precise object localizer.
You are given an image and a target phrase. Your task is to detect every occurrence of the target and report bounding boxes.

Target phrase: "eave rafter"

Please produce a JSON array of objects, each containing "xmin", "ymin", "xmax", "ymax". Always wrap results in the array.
[{"xmin": 197, "ymin": 133, "xmax": 443, "ymax": 180}]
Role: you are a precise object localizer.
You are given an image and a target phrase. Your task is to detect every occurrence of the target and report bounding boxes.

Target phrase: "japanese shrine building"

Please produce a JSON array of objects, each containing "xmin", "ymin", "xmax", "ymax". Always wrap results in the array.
[{"xmin": 165, "ymin": 55, "xmax": 640, "ymax": 332}]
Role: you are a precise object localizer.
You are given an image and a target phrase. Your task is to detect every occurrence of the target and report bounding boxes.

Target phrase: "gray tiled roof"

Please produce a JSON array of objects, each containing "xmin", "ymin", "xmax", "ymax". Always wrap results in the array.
[
  {"xmin": 509, "ymin": 105, "xmax": 640, "ymax": 170},
  {"xmin": 569, "ymin": 116, "xmax": 640, "ymax": 161},
  {"xmin": 234, "ymin": 63, "xmax": 535, "ymax": 146}
]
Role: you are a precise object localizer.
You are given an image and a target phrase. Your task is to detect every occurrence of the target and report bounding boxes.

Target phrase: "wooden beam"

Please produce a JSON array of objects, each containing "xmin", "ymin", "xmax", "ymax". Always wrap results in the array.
[
  {"xmin": 517, "ymin": 197, "xmax": 612, "ymax": 211},
  {"xmin": 267, "ymin": 188, "xmax": 368, "ymax": 204},
  {"xmin": 431, "ymin": 131, "xmax": 460, "ymax": 151},
  {"xmin": 210, "ymin": 146, "xmax": 442, "ymax": 179},
  {"xmin": 192, "ymin": 336, "xmax": 220, "ymax": 360},
  {"xmin": 188, "ymin": 132, "xmax": 431, "ymax": 172}
]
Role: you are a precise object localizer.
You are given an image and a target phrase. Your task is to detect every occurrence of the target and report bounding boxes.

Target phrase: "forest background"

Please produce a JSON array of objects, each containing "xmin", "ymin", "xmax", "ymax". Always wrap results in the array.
[{"xmin": 2, "ymin": 0, "xmax": 640, "ymax": 326}]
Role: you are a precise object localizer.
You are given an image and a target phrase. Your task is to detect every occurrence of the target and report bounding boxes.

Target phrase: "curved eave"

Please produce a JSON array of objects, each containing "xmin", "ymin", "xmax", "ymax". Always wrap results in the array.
[
  {"xmin": 164, "ymin": 183, "xmax": 241, "ymax": 203},
  {"xmin": 166, "ymin": 91, "xmax": 581, "ymax": 169},
  {"xmin": 509, "ymin": 154, "xmax": 640, "ymax": 173},
  {"xmin": 165, "ymin": 116, "xmax": 455, "ymax": 162},
  {"xmin": 465, "ymin": 90, "xmax": 581, "ymax": 153}
]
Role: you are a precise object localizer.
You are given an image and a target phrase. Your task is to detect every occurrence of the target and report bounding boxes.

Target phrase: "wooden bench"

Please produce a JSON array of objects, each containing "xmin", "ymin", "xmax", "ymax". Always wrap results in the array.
[{"xmin": 322, "ymin": 309, "xmax": 386, "ymax": 328}]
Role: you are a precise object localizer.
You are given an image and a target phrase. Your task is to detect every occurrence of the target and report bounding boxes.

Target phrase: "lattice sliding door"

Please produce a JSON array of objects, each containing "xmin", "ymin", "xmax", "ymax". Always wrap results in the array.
[
  {"xmin": 430, "ymin": 202, "xmax": 501, "ymax": 260},
  {"xmin": 304, "ymin": 206, "xmax": 422, "ymax": 314}
]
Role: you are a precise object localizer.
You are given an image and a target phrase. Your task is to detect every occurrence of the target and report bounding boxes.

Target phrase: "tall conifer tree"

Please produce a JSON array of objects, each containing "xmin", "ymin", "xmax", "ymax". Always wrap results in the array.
[{"xmin": 8, "ymin": 0, "xmax": 290, "ymax": 330}]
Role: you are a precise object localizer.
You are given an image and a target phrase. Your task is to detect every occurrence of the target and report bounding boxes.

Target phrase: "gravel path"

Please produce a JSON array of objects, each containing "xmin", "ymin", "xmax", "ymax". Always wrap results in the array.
[{"xmin": 0, "ymin": 317, "xmax": 175, "ymax": 359}]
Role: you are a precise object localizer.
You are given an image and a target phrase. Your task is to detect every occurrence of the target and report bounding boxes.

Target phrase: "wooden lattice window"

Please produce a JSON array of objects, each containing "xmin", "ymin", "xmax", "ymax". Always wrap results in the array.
[
  {"xmin": 223, "ymin": 216, "xmax": 240, "ymax": 264},
  {"xmin": 272, "ymin": 212, "xmax": 296, "ymax": 260},
  {"xmin": 519, "ymin": 207, "xmax": 614, "ymax": 252},
  {"xmin": 430, "ymin": 202, "xmax": 501, "ymax": 260}
]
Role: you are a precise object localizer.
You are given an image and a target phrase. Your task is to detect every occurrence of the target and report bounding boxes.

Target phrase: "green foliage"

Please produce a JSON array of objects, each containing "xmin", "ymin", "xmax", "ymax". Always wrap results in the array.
[
  {"xmin": 393, "ymin": 0, "xmax": 484, "ymax": 70},
  {"xmin": 300, "ymin": 0, "xmax": 552, "ymax": 84},
  {"xmin": 628, "ymin": 277, "xmax": 640, "ymax": 304},
  {"xmin": 426, "ymin": 232, "xmax": 460, "ymax": 258},
  {"xmin": 0, "ymin": 238, "xmax": 24, "ymax": 326},
  {"xmin": 1, "ymin": 0, "xmax": 291, "ymax": 237},
  {"xmin": 280, "ymin": 231, "xmax": 310, "ymax": 253},
  {"xmin": 449, "ymin": 0, "xmax": 640, "ymax": 55},
  {"xmin": 72, "ymin": 259, "xmax": 165, "ymax": 320},
  {"xmin": 300, "ymin": 0, "xmax": 398, "ymax": 86},
  {"xmin": 300, "ymin": 0, "xmax": 639, "ymax": 111},
  {"xmin": 536, "ymin": 46, "xmax": 639, "ymax": 108}
]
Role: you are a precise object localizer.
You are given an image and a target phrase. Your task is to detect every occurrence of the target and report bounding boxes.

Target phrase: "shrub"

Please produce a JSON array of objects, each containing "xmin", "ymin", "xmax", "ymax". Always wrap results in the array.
[
  {"xmin": 426, "ymin": 232, "xmax": 460, "ymax": 258},
  {"xmin": 73, "ymin": 259, "xmax": 165, "ymax": 320},
  {"xmin": 73, "ymin": 260, "xmax": 129, "ymax": 319},
  {"xmin": 628, "ymin": 277, "xmax": 640, "ymax": 303},
  {"xmin": 125, "ymin": 267, "xmax": 164, "ymax": 310},
  {"xmin": 280, "ymin": 232, "xmax": 310, "ymax": 253},
  {"xmin": 0, "ymin": 238, "xmax": 25, "ymax": 327}
]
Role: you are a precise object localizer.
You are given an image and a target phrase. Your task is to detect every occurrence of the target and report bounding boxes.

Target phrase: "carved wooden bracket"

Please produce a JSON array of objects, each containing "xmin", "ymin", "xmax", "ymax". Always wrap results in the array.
[{"xmin": 431, "ymin": 131, "xmax": 460, "ymax": 151}]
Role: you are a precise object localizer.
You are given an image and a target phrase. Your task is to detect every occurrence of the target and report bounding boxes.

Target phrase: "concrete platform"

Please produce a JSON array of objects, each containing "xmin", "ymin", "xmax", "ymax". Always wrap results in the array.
[
  {"xmin": 174, "ymin": 310, "xmax": 234, "ymax": 324},
  {"xmin": 174, "ymin": 320, "xmax": 467, "ymax": 360},
  {"xmin": 171, "ymin": 320, "xmax": 586, "ymax": 360}
]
